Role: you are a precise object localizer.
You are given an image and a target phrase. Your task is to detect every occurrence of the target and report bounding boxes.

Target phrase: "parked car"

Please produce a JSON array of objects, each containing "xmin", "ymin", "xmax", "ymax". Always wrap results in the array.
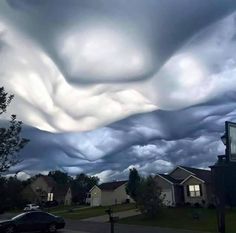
[
  {"xmin": 43, "ymin": 200, "xmax": 59, "ymax": 208},
  {"xmin": 23, "ymin": 204, "xmax": 40, "ymax": 211},
  {"xmin": 0, "ymin": 211, "xmax": 65, "ymax": 233}
]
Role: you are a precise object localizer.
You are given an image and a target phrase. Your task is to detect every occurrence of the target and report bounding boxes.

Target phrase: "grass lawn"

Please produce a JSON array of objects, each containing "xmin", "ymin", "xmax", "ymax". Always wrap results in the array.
[
  {"xmin": 119, "ymin": 207, "xmax": 236, "ymax": 233},
  {"xmin": 52, "ymin": 203, "xmax": 136, "ymax": 220}
]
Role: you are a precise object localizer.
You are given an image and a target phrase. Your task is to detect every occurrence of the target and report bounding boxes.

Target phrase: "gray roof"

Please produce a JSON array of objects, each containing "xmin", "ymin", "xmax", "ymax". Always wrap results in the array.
[
  {"xmin": 98, "ymin": 180, "xmax": 127, "ymax": 191},
  {"xmin": 180, "ymin": 166, "xmax": 212, "ymax": 183},
  {"xmin": 157, "ymin": 174, "xmax": 183, "ymax": 184}
]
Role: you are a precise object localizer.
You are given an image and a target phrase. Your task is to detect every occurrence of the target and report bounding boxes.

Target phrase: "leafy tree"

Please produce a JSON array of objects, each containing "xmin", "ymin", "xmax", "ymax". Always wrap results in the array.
[
  {"xmin": 5, "ymin": 176, "xmax": 26, "ymax": 209},
  {"xmin": 0, "ymin": 87, "xmax": 29, "ymax": 173},
  {"xmin": 72, "ymin": 173, "xmax": 99, "ymax": 204},
  {"xmin": 0, "ymin": 176, "xmax": 26, "ymax": 212},
  {"xmin": 0, "ymin": 176, "xmax": 7, "ymax": 213},
  {"xmin": 48, "ymin": 170, "xmax": 72, "ymax": 186},
  {"xmin": 136, "ymin": 175, "xmax": 163, "ymax": 218},
  {"xmin": 126, "ymin": 168, "xmax": 141, "ymax": 202}
]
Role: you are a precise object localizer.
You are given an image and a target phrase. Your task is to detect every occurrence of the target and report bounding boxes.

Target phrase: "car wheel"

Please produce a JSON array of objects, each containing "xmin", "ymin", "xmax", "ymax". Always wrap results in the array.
[
  {"xmin": 48, "ymin": 223, "xmax": 57, "ymax": 233},
  {"xmin": 5, "ymin": 226, "xmax": 15, "ymax": 233}
]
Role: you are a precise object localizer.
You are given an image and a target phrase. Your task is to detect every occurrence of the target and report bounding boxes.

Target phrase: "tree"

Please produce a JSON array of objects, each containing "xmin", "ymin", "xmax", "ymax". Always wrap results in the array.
[
  {"xmin": 136, "ymin": 175, "xmax": 163, "ymax": 218},
  {"xmin": 0, "ymin": 87, "xmax": 29, "ymax": 173},
  {"xmin": 0, "ymin": 176, "xmax": 26, "ymax": 212},
  {"xmin": 126, "ymin": 168, "xmax": 141, "ymax": 202},
  {"xmin": 72, "ymin": 173, "xmax": 99, "ymax": 204},
  {"xmin": 48, "ymin": 170, "xmax": 72, "ymax": 186}
]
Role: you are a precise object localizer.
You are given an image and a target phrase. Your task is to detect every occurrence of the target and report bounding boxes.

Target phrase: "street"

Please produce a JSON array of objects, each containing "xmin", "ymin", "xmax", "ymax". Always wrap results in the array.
[
  {"xmin": 0, "ymin": 213, "xmax": 209, "ymax": 233},
  {"xmin": 58, "ymin": 230, "xmax": 89, "ymax": 233},
  {"xmin": 64, "ymin": 219, "xmax": 209, "ymax": 233}
]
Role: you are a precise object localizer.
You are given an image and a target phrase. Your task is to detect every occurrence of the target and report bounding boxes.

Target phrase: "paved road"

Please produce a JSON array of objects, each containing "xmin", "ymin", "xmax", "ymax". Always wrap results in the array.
[
  {"xmin": 81, "ymin": 209, "xmax": 141, "ymax": 222},
  {"xmin": 66, "ymin": 219, "xmax": 209, "ymax": 233},
  {"xmin": 0, "ymin": 212, "xmax": 210, "ymax": 233},
  {"xmin": 59, "ymin": 230, "xmax": 89, "ymax": 233}
]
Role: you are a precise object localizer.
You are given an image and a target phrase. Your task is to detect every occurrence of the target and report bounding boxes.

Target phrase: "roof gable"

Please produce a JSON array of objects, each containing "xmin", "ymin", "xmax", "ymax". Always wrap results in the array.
[
  {"xmin": 168, "ymin": 166, "xmax": 194, "ymax": 180},
  {"xmin": 170, "ymin": 166, "xmax": 194, "ymax": 175},
  {"xmin": 180, "ymin": 175, "xmax": 205, "ymax": 184},
  {"xmin": 156, "ymin": 174, "xmax": 183, "ymax": 184},
  {"xmin": 179, "ymin": 166, "xmax": 212, "ymax": 183}
]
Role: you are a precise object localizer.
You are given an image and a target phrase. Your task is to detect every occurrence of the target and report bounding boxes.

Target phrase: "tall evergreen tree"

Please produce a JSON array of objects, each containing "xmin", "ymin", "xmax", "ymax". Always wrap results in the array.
[
  {"xmin": 0, "ymin": 87, "xmax": 29, "ymax": 173},
  {"xmin": 126, "ymin": 168, "xmax": 141, "ymax": 202}
]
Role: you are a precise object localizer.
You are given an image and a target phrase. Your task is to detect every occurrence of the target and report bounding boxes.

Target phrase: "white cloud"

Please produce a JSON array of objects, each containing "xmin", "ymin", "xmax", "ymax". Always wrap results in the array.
[
  {"xmin": 59, "ymin": 24, "xmax": 154, "ymax": 82},
  {"xmin": 0, "ymin": 19, "xmax": 157, "ymax": 132}
]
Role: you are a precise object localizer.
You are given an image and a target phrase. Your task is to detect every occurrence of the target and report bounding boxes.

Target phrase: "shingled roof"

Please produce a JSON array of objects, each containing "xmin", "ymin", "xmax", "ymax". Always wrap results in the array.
[
  {"xmin": 98, "ymin": 180, "xmax": 127, "ymax": 191},
  {"xmin": 180, "ymin": 166, "xmax": 212, "ymax": 183},
  {"xmin": 157, "ymin": 174, "xmax": 183, "ymax": 184}
]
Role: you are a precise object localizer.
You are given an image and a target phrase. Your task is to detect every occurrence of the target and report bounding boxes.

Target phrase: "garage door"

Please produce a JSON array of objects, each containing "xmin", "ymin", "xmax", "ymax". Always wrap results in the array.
[
  {"xmin": 91, "ymin": 197, "xmax": 100, "ymax": 206},
  {"xmin": 161, "ymin": 189, "xmax": 173, "ymax": 206}
]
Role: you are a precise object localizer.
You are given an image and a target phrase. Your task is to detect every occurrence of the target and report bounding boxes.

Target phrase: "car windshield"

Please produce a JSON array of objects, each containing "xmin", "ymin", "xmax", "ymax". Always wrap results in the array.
[{"xmin": 12, "ymin": 213, "xmax": 27, "ymax": 220}]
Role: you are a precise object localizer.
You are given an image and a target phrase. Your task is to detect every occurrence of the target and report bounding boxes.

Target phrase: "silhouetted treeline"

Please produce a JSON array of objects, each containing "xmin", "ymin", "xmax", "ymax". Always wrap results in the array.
[{"xmin": 0, "ymin": 170, "xmax": 99, "ymax": 213}]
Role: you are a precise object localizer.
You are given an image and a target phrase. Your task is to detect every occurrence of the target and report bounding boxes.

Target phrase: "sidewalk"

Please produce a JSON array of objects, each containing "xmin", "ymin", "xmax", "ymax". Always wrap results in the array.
[{"xmin": 81, "ymin": 209, "xmax": 141, "ymax": 222}]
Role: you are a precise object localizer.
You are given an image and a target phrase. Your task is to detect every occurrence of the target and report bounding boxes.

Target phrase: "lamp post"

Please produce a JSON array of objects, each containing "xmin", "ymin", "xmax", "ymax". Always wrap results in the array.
[
  {"xmin": 211, "ymin": 121, "xmax": 236, "ymax": 232},
  {"xmin": 210, "ymin": 134, "xmax": 227, "ymax": 233}
]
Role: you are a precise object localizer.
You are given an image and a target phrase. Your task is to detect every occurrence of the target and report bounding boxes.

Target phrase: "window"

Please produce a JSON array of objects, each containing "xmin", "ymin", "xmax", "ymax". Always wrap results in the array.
[
  {"xmin": 188, "ymin": 185, "xmax": 201, "ymax": 197},
  {"xmin": 47, "ymin": 193, "xmax": 54, "ymax": 201},
  {"xmin": 34, "ymin": 212, "xmax": 53, "ymax": 221}
]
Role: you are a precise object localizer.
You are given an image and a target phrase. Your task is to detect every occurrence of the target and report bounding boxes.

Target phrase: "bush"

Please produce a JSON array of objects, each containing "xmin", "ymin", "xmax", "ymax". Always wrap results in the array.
[
  {"xmin": 184, "ymin": 202, "xmax": 191, "ymax": 207},
  {"xmin": 207, "ymin": 203, "xmax": 216, "ymax": 209},
  {"xmin": 136, "ymin": 176, "xmax": 163, "ymax": 218},
  {"xmin": 193, "ymin": 202, "xmax": 202, "ymax": 208}
]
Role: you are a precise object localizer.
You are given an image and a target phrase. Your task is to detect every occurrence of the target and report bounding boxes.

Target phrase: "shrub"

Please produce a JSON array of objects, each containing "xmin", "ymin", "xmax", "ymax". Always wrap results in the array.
[
  {"xmin": 136, "ymin": 176, "xmax": 163, "ymax": 218},
  {"xmin": 193, "ymin": 202, "xmax": 202, "ymax": 208}
]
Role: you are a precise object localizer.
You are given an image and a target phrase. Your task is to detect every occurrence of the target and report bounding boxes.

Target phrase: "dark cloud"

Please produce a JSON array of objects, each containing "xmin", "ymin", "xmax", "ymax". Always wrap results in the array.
[
  {"xmin": 1, "ymin": 1, "xmax": 236, "ymax": 181},
  {"xmin": 2, "ymin": 0, "xmax": 236, "ymax": 84},
  {"xmin": 9, "ymin": 92, "xmax": 235, "ymax": 179}
]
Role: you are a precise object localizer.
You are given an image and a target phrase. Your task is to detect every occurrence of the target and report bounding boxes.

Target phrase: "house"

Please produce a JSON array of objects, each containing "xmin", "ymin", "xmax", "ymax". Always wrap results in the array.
[
  {"xmin": 22, "ymin": 175, "xmax": 72, "ymax": 205},
  {"xmin": 88, "ymin": 180, "xmax": 133, "ymax": 206},
  {"xmin": 156, "ymin": 166, "xmax": 213, "ymax": 207}
]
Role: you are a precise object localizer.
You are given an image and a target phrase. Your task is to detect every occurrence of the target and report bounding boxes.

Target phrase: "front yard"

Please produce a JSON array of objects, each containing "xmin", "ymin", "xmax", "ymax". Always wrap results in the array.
[
  {"xmin": 120, "ymin": 207, "xmax": 236, "ymax": 233},
  {"xmin": 50, "ymin": 203, "xmax": 136, "ymax": 220}
]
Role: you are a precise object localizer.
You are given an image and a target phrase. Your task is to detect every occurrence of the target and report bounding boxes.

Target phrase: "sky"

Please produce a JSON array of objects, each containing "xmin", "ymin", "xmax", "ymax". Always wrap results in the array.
[{"xmin": 1, "ymin": 0, "xmax": 236, "ymax": 181}]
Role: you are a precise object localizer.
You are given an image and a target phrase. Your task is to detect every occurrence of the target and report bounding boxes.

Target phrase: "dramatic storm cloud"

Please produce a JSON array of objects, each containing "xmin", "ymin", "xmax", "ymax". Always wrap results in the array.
[{"xmin": 1, "ymin": 0, "xmax": 236, "ymax": 181}]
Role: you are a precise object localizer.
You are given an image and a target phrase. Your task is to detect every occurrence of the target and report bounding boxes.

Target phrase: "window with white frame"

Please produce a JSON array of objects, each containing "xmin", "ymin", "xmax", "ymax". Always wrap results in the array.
[
  {"xmin": 188, "ymin": 185, "xmax": 201, "ymax": 197},
  {"xmin": 47, "ymin": 193, "xmax": 54, "ymax": 201}
]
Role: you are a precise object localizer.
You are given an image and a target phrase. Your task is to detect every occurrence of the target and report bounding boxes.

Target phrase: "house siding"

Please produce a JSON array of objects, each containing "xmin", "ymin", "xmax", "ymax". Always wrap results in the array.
[
  {"xmin": 90, "ymin": 186, "xmax": 102, "ymax": 206},
  {"xmin": 183, "ymin": 177, "xmax": 207, "ymax": 205},
  {"xmin": 155, "ymin": 176, "xmax": 172, "ymax": 189},
  {"xmin": 64, "ymin": 188, "xmax": 72, "ymax": 205},
  {"xmin": 155, "ymin": 176, "xmax": 174, "ymax": 206},
  {"xmin": 101, "ymin": 191, "xmax": 115, "ymax": 206},
  {"xmin": 101, "ymin": 183, "xmax": 129, "ymax": 206},
  {"xmin": 114, "ymin": 183, "xmax": 130, "ymax": 204}
]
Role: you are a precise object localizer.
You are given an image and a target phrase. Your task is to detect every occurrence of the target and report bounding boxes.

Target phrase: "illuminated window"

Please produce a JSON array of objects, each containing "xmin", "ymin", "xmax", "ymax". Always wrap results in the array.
[
  {"xmin": 47, "ymin": 193, "xmax": 54, "ymax": 201},
  {"xmin": 188, "ymin": 185, "xmax": 201, "ymax": 197}
]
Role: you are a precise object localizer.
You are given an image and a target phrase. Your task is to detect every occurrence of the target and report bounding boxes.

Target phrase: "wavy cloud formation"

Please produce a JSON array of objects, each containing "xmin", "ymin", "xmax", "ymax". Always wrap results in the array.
[{"xmin": 1, "ymin": 1, "xmax": 236, "ymax": 180}]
